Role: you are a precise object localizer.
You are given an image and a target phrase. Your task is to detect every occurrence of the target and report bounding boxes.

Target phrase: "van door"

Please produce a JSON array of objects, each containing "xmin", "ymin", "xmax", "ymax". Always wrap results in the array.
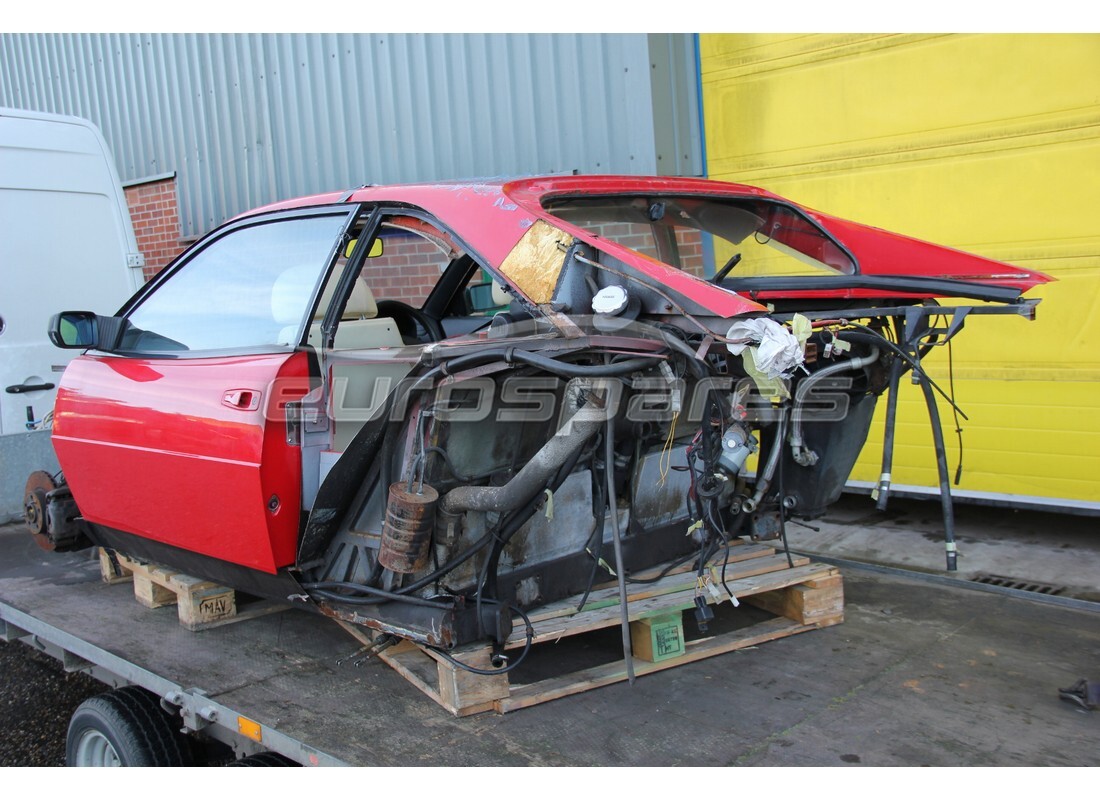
[
  {"xmin": 52, "ymin": 207, "xmax": 356, "ymax": 573},
  {"xmin": 0, "ymin": 111, "xmax": 142, "ymax": 434}
]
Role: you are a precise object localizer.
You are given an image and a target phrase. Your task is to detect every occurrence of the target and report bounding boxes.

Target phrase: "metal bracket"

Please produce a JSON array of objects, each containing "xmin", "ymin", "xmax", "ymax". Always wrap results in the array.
[
  {"xmin": 1, "ymin": 620, "xmax": 30, "ymax": 643},
  {"xmin": 904, "ymin": 304, "xmax": 971, "ymax": 350},
  {"xmin": 62, "ymin": 650, "xmax": 93, "ymax": 673},
  {"xmin": 165, "ymin": 687, "xmax": 218, "ymax": 732}
]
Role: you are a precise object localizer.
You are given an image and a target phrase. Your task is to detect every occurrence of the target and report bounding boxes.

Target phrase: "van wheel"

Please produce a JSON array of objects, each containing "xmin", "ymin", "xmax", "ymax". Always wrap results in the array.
[
  {"xmin": 66, "ymin": 686, "xmax": 191, "ymax": 766},
  {"xmin": 227, "ymin": 752, "xmax": 300, "ymax": 766}
]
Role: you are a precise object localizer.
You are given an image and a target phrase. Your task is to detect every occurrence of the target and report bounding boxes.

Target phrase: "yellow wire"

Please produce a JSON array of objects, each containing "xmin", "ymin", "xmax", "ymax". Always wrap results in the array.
[{"xmin": 658, "ymin": 409, "xmax": 680, "ymax": 485}]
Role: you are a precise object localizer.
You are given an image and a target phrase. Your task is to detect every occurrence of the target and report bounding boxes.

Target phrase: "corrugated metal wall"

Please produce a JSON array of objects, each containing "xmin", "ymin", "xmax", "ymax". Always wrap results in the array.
[
  {"xmin": 0, "ymin": 33, "xmax": 702, "ymax": 239},
  {"xmin": 701, "ymin": 33, "xmax": 1100, "ymax": 508}
]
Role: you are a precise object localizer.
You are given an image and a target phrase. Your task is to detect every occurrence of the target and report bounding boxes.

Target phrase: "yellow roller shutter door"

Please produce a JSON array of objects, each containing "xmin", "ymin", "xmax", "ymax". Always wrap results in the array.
[{"xmin": 700, "ymin": 33, "xmax": 1100, "ymax": 507}]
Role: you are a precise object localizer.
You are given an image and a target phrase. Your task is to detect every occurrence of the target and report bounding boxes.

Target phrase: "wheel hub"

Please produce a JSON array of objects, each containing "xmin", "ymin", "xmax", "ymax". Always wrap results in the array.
[
  {"xmin": 23, "ymin": 471, "xmax": 56, "ymax": 551},
  {"xmin": 74, "ymin": 729, "xmax": 121, "ymax": 767}
]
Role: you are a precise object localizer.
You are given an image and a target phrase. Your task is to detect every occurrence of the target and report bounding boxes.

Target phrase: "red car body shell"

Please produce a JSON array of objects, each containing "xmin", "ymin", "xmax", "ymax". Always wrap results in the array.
[
  {"xmin": 251, "ymin": 175, "xmax": 1052, "ymax": 307},
  {"xmin": 53, "ymin": 176, "xmax": 1052, "ymax": 574}
]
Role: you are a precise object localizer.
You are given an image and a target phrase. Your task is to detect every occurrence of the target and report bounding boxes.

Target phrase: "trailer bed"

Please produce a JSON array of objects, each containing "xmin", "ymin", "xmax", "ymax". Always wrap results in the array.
[{"xmin": 0, "ymin": 522, "xmax": 1096, "ymax": 767}]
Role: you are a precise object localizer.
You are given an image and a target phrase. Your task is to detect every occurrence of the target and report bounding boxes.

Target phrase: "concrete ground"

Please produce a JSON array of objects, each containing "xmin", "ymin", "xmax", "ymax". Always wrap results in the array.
[{"xmin": 792, "ymin": 494, "xmax": 1100, "ymax": 603}]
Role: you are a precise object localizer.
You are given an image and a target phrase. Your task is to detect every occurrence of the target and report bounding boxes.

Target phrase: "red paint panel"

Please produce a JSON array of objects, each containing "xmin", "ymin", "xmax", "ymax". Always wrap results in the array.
[
  {"xmin": 506, "ymin": 176, "xmax": 1052, "ymax": 302},
  {"xmin": 52, "ymin": 352, "xmax": 310, "ymax": 573},
  {"xmin": 248, "ymin": 184, "xmax": 533, "ymax": 268},
  {"xmin": 804, "ymin": 210, "xmax": 1052, "ymax": 290},
  {"xmin": 240, "ymin": 175, "xmax": 1052, "ymax": 314},
  {"xmin": 579, "ymin": 240, "xmax": 768, "ymax": 318}
]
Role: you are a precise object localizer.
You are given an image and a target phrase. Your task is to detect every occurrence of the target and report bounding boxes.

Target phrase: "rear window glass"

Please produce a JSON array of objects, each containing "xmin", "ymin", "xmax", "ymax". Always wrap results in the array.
[{"xmin": 543, "ymin": 196, "xmax": 856, "ymax": 280}]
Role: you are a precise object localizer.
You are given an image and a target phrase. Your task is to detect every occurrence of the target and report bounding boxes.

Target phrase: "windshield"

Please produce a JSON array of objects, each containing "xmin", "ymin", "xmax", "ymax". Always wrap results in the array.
[{"xmin": 543, "ymin": 195, "xmax": 856, "ymax": 280}]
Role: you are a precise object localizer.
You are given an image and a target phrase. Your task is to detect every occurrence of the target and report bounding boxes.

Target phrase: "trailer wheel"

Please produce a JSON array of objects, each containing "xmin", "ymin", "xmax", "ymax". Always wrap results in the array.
[
  {"xmin": 227, "ymin": 752, "xmax": 300, "ymax": 766},
  {"xmin": 66, "ymin": 686, "xmax": 191, "ymax": 767}
]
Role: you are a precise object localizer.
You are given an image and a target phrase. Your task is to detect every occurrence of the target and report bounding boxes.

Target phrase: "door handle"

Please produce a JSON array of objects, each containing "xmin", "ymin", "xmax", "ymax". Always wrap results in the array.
[
  {"xmin": 222, "ymin": 389, "xmax": 261, "ymax": 411},
  {"xmin": 6, "ymin": 382, "xmax": 56, "ymax": 394}
]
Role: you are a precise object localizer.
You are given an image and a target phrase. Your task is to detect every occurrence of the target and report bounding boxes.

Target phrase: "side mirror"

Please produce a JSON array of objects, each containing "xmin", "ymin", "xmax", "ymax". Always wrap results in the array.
[
  {"xmin": 48, "ymin": 311, "xmax": 125, "ymax": 351},
  {"xmin": 464, "ymin": 282, "xmax": 510, "ymax": 314},
  {"xmin": 48, "ymin": 311, "xmax": 98, "ymax": 349}
]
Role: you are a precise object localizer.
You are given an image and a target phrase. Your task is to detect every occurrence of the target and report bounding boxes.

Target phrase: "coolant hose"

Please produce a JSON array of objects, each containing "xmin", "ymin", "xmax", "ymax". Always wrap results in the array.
[
  {"xmin": 918, "ymin": 371, "xmax": 958, "ymax": 571},
  {"xmin": 789, "ymin": 347, "xmax": 880, "ymax": 466},
  {"xmin": 508, "ymin": 349, "xmax": 660, "ymax": 378},
  {"xmin": 743, "ymin": 407, "xmax": 789, "ymax": 513},
  {"xmin": 876, "ymin": 355, "xmax": 904, "ymax": 510}
]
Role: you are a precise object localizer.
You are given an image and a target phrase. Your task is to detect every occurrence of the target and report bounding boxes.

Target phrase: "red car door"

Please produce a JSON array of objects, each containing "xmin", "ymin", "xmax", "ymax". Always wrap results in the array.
[{"xmin": 52, "ymin": 207, "xmax": 357, "ymax": 573}]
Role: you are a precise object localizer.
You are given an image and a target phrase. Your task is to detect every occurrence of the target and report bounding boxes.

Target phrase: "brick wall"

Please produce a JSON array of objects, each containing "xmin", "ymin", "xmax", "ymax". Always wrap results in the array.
[
  {"xmin": 124, "ymin": 176, "xmax": 185, "ymax": 282},
  {"xmin": 365, "ymin": 233, "xmax": 449, "ymax": 305},
  {"xmin": 589, "ymin": 222, "xmax": 707, "ymax": 278},
  {"xmin": 675, "ymin": 228, "xmax": 706, "ymax": 277}
]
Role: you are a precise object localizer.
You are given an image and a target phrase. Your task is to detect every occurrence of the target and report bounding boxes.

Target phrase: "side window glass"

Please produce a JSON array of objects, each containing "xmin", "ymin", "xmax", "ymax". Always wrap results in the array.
[
  {"xmin": 363, "ymin": 217, "xmax": 456, "ymax": 307},
  {"xmin": 123, "ymin": 214, "xmax": 347, "ymax": 353},
  {"xmin": 453, "ymin": 267, "xmax": 512, "ymax": 317},
  {"xmin": 326, "ymin": 213, "xmax": 504, "ymax": 347}
]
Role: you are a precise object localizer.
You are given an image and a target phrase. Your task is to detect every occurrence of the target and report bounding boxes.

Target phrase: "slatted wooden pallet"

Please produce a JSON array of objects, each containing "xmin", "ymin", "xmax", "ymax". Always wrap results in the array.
[
  {"xmin": 98, "ymin": 548, "xmax": 283, "ymax": 631},
  {"xmin": 368, "ymin": 542, "xmax": 844, "ymax": 716}
]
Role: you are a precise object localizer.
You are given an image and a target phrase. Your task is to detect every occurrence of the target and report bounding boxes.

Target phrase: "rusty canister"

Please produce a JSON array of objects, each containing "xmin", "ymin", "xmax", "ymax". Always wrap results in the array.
[{"xmin": 378, "ymin": 482, "xmax": 439, "ymax": 573}]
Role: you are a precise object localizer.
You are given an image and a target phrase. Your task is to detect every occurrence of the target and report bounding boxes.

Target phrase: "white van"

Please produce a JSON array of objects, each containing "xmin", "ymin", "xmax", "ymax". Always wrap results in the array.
[{"xmin": 0, "ymin": 107, "xmax": 145, "ymax": 518}]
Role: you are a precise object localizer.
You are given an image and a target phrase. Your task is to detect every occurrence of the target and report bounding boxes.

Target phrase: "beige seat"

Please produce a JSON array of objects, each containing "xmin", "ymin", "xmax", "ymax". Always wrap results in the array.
[
  {"xmin": 271, "ymin": 267, "xmax": 408, "ymax": 450},
  {"xmin": 271, "ymin": 268, "xmax": 401, "ymax": 349},
  {"xmin": 491, "ymin": 280, "xmax": 511, "ymax": 307},
  {"xmin": 321, "ymin": 278, "xmax": 409, "ymax": 450},
  {"xmin": 306, "ymin": 277, "xmax": 403, "ymax": 350}
]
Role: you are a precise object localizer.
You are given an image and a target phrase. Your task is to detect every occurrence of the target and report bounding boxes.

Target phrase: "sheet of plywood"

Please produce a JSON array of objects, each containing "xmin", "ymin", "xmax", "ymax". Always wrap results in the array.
[{"xmin": 498, "ymin": 220, "xmax": 574, "ymax": 304}]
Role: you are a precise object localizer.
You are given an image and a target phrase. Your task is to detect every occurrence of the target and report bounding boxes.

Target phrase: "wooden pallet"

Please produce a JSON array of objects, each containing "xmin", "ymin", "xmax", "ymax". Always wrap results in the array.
[
  {"xmin": 370, "ymin": 542, "xmax": 844, "ymax": 716},
  {"xmin": 98, "ymin": 548, "xmax": 283, "ymax": 631}
]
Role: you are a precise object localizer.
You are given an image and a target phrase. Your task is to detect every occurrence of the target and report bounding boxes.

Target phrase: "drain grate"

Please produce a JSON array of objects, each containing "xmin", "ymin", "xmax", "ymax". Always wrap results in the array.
[{"xmin": 971, "ymin": 573, "xmax": 1066, "ymax": 596}]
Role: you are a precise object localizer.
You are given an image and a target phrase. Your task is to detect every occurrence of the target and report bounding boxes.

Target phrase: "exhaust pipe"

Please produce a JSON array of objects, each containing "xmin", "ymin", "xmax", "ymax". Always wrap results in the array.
[{"xmin": 440, "ymin": 390, "xmax": 608, "ymax": 515}]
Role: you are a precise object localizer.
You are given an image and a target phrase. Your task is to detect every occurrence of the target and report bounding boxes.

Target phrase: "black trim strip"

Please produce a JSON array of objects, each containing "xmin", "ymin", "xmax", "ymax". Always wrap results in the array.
[{"xmin": 719, "ymin": 275, "xmax": 1025, "ymax": 303}]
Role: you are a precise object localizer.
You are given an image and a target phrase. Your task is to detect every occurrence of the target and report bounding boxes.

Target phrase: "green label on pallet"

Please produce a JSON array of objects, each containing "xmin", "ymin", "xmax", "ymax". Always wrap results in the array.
[
  {"xmin": 654, "ymin": 622, "xmax": 683, "ymax": 658},
  {"xmin": 631, "ymin": 612, "xmax": 686, "ymax": 662}
]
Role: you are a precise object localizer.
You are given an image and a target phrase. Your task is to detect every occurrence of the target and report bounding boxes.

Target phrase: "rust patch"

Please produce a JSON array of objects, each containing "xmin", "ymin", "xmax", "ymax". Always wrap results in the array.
[{"xmin": 499, "ymin": 219, "xmax": 574, "ymax": 304}]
